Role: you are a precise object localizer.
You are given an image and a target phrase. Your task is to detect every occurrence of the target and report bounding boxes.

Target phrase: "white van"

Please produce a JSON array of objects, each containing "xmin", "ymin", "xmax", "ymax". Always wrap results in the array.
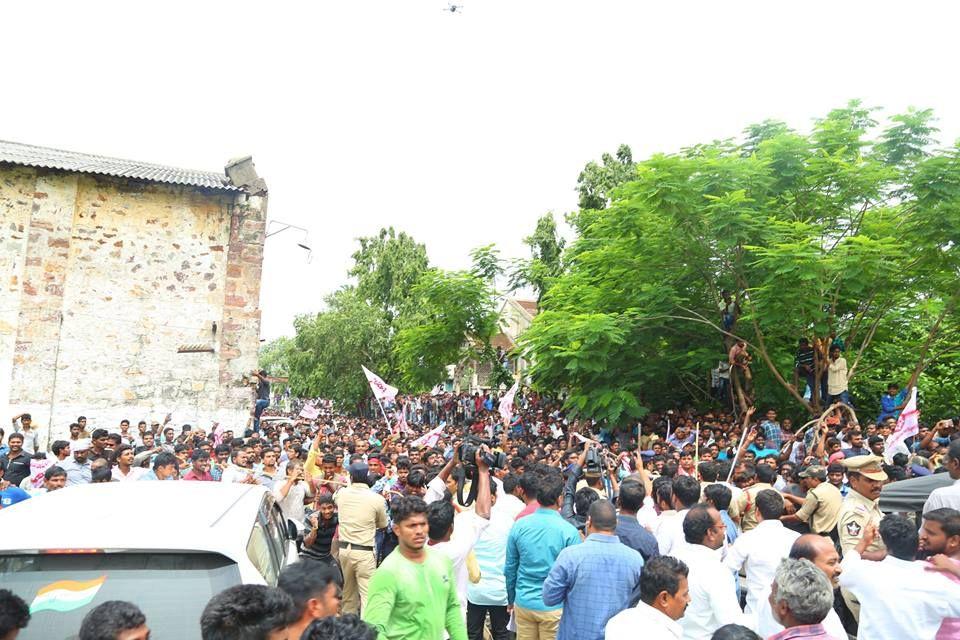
[{"xmin": 0, "ymin": 482, "xmax": 299, "ymax": 639}]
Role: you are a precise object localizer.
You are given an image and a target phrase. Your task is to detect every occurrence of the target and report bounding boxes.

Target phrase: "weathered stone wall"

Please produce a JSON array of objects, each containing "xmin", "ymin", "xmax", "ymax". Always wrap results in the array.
[{"xmin": 0, "ymin": 165, "xmax": 265, "ymax": 445}]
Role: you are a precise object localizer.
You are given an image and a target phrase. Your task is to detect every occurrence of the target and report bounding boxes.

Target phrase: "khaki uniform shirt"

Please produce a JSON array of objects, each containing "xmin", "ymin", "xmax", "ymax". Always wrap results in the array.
[
  {"xmin": 795, "ymin": 481, "xmax": 843, "ymax": 534},
  {"xmin": 731, "ymin": 482, "xmax": 773, "ymax": 532},
  {"xmin": 837, "ymin": 488, "xmax": 886, "ymax": 555},
  {"xmin": 333, "ymin": 482, "xmax": 388, "ymax": 547}
]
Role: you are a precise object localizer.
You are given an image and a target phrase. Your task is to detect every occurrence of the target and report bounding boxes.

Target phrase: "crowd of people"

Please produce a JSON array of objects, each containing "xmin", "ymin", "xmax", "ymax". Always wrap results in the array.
[{"xmin": 1, "ymin": 380, "xmax": 959, "ymax": 640}]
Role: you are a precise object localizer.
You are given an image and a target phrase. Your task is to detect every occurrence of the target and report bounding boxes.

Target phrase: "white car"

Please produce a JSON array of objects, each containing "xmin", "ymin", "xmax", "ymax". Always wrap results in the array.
[{"xmin": 0, "ymin": 481, "xmax": 299, "ymax": 639}]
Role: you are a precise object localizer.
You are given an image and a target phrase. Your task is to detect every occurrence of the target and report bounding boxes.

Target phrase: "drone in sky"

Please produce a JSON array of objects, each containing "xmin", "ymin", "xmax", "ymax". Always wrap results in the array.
[{"xmin": 443, "ymin": 3, "xmax": 463, "ymax": 13}]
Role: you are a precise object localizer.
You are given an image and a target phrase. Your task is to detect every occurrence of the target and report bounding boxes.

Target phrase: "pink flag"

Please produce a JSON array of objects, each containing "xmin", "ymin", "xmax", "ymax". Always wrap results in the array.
[
  {"xmin": 394, "ymin": 411, "xmax": 410, "ymax": 435},
  {"xmin": 887, "ymin": 387, "xmax": 919, "ymax": 453},
  {"xmin": 499, "ymin": 382, "xmax": 518, "ymax": 423},
  {"xmin": 28, "ymin": 458, "xmax": 53, "ymax": 488},
  {"xmin": 299, "ymin": 402, "xmax": 320, "ymax": 420},
  {"xmin": 361, "ymin": 365, "xmax": 398, "ymax": 403},
  {"xmin": 411, "ymin": 423, "xmax": 445, "ymax": 448}
]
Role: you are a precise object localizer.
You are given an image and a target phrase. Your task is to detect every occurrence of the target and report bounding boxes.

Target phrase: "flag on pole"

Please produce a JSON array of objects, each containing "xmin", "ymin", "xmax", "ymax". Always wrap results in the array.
[
  {"xmin": 361, "ymin": 365, "xmax": 398, "ymax": 403},
  {"xmin": 885, "ymin": 387, "xmax": 919, "ymax": 463},
  {"xmin": 499, "ymin": 382, "xmax": 519, "ymax": 423},
  {"xmin": 299, "ymin": 402, "xmax": 320, "ymax": 420},
  {"xmin": 394, "ymin": 411, "xmax": 410, "ymax": 435},
  {"xmin": 411, "ymin": 423, "xmax": 445, "ymax": 448}
]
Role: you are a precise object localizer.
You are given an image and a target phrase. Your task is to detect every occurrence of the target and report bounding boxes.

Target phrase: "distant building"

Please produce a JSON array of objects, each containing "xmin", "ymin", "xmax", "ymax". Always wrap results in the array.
[
  {"xmin": 454, "ymin": 297, "xmax": 538, "ymax": 393},
  {"xmin": 0, "ymin": 140, "xmax": 267, "ymax": 445}
]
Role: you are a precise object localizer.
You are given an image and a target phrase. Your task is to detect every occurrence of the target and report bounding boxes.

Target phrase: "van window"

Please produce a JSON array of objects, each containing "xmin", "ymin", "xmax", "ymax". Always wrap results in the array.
[
  {"xmin": 246, "ymin": 520, "xmax": 279, "ymax": 585},
  {"xmin": 266, "ymin": 502, "xmax": 289, "ymax": 566},
  {"xmin": 0, "ymin": 552, "xmax": 240, "ymax": 640}
]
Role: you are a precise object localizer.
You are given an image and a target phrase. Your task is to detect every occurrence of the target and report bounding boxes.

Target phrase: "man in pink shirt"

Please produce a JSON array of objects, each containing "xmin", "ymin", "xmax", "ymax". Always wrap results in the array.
[{"xmin": 182, "ymin": 451, "xmax": 214, "ymax": 481}]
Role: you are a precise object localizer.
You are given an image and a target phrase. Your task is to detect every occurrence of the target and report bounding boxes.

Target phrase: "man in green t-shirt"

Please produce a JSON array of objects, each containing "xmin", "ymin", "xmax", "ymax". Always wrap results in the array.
[{"xmin": 363, "ymin": 495, "xmax": 468, "ymax": 640}]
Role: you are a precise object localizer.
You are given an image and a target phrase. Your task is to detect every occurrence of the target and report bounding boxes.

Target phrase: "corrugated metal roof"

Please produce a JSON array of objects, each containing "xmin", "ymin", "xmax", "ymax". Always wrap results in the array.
[{"xmin": 0, "ymin": 139, "xmax": 240, "ymax": 191}]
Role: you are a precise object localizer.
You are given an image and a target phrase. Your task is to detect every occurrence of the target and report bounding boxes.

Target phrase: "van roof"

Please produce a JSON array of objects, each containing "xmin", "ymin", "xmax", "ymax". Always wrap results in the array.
[{"xmin": 0, "ymin": 482, "xmax": 268, "ymax": 561}]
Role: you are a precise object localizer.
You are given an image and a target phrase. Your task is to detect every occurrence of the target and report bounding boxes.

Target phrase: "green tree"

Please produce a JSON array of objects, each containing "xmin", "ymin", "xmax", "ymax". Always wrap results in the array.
[
  {"xmin": 349, "ymin": 227, "xmax": 429, "ymax": 322},
  {"xmin": 287, "ymin": 288, "xmax": 395, "ymax": 410},
  {"xmin": 523, "ymin": 102, "xmax": 960, "ymax": 423},
  {"xmin": 575, "ymin": 144, "xmax": 636, "ymax": 211},
  {"xmin": 509, "ymin": 212, "xmax": 566, "ymax": 303},
  {"xmin": 258, "ymin": 336, "xmax": 294, "ymax": 377},
  {"xmin": 394, "ymin": 249, "xmax": 501, "ymax": 390}
]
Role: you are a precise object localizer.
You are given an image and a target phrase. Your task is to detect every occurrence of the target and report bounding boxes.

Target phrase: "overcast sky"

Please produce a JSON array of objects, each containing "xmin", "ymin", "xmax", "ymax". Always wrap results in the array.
[{"xmin": 3, "ymin": 1, "xmax": 959, "ymax": 340}]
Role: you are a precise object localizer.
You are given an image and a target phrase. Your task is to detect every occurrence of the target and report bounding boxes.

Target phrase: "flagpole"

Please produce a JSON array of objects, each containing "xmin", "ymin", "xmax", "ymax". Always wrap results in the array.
[{"xmin": 373, "ymin": 394, "xmax": 392, "ymax": 433}]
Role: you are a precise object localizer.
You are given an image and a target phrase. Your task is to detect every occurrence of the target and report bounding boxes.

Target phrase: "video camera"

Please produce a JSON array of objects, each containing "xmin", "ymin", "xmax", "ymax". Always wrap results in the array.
[
  {"xmin": 584, "ymin": 445, "xmax": 603, "ymax": 475},
  {"xmin": 456, "ymin": 435, "xmax": 506, "ymax": 506}
]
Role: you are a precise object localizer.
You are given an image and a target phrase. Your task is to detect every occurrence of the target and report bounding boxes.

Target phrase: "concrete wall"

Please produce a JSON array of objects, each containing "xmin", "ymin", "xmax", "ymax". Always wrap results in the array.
[{"xmin": 0, "ymin": 165, "xmax": 265, "ymax": 446}]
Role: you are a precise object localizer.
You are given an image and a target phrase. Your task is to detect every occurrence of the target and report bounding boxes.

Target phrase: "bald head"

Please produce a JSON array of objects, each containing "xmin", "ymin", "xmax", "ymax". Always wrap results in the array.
[
  {"xmin": 587, "ymin": 500, "xmax": 618, "ymax": 533},
  {"xmin": 790, "ymin": 534, "xmax": 842, "ymax": 588}
]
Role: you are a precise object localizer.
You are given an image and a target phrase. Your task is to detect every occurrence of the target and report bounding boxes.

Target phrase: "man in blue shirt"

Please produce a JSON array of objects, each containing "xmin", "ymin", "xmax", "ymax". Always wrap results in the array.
[
  {"xmin": 878, "ymin": 382, "xmax": 909, "ymax": 423},
  {"xmin": 542, "ymin": 500, "xmax": 644, "ymax": 640},
  {"xmin": 614, "ymin": 480, "xmax": 660, "ymax": 562},
  {"xmin": 505, "ymin": 467, "xmax": 580, "ymax": 640}
]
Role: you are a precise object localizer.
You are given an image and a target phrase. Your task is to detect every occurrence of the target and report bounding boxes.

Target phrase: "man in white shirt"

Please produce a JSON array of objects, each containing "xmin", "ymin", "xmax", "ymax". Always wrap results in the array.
[
  {"xmin": 10, "ymin": 413, "xmax": 40, "ymax": 455},
  {"xmin": 673, "ymin": 505, "xmax": 750, "ymax": 640},
  {"xmin": 755, "ymin": 534, "xmax": 847, "ymax": 639},
  {"xmin": 923, "ymin": 439, "xmax": 960, "ymax": 514},
  {"xmin": 467, "ymin": 481, "xmax": 515, "ymax": 640},
  {"xmin": 428, "ymin": 448, "xmax": 492, "ymax": 620},
  {"xmin": 839, "ymin": 514, "xmax": 960, "ymax": 639},
  {"xmin": 723, "ymin": 488, "xmax": 799, "ymax": 613},
  {"xmin": 59, "ymin": 439, "xmax": 93, "ymax": 486},
  {"xmin": 605, "ymin": 555, "xmax": 690, "ymax": 640},
  {"xmin": 656, "ymin": 475, "xmax": 701, "ymax": 555},
  {"xmin": 220, "ymin": 449, "xmax": 258, "ymax": 484},
  {"xmin": 496, "ymin": 474, "xmax": 525, "ymax": 520}
]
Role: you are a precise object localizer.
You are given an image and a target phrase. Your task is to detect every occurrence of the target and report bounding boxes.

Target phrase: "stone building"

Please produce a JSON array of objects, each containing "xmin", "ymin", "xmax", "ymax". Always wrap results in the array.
[{"xmin": 0, "ymin": 140, "xmax": 267, "ymax": 446}]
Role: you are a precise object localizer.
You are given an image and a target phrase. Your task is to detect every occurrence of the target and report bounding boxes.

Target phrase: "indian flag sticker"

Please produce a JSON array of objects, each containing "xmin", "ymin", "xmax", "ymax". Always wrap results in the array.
[{"xmin": 29, "ymin": 576, "xmax": 106, "ymax": 614}]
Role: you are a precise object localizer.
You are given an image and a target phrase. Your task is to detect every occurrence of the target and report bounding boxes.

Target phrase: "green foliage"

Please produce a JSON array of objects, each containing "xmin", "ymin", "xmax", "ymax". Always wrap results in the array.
[
  {"xmin": 286, "ymin": 288, "xmax": 395, "ymax": 411},
  {"xmin": 349, "ymin": 227, "xmax": 429, "ymax": 322},
  {"xmin": 523, "ymin": 102, "xmax": 960, "ymax": 422},
  {"xmin": 509, "ymin": 212, "xmax": 566, "ymax": 302},
  {"xmin": 258, "ymin": 336, "xmax": 294, "ymax": 377},
  {"xmin": 394, "ymin": 268, "xmax": 499, "ymax": 390},
  {"xmin": 575, "ymin": 144, "xmax": 636, "ymax": 212}
]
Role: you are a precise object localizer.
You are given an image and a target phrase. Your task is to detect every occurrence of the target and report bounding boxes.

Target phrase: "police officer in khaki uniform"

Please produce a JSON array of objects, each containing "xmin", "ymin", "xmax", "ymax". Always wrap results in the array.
[
  {"xmin": 836, "ymin": 455, "xmax": 888, "ymax": 620},
  {"xmin": 781, "ymin": 465, "xmax": 843, "ymax": 537}
]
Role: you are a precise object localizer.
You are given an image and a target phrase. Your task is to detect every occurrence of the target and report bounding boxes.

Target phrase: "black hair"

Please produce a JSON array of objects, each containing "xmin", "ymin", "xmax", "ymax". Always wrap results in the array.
[
  {"xmin": 618, "ymin": 479, "xmax": 646, "ymax": 512},
  {"xmin": 519, "ymin": 471, "xmax": 540, "ymax": 499},
  {"xmin": 672, "ymin": 476, "xmax": 701, "ymax": 509},
  {"xmin": 755, "ymin": 489, "xmax": 785, "ymax": 521},
  {"xmin": 703, "ymin": 483, "xmax": 733, "ymax": 512},
  {"xmin": 711, "ymin": 624, "xmax": 762, "ymax": 640},
  {"xmin": 502, "ymin": 473, "xmax": 520, "ymax": 495},
  {"xmin": 587, "ymin": 499, "xmax": 617, "ymax": 531},
  {"xmin": 91, "ymin": 428, "xmax": 108, "ymax": 440},
  {"xmin": 51, "ymin": 440, "xmax": 70, "ymax": 457},
  {"xmin": 427, "ymin": 500, "xmax": 456, "ymax": 540},
  {"xmin": 790, "ymin": 536, "xmax": 819, "ymax": 562},
  {"xmin": 879, "ymin": 514, "xmax": 919, "ymax": 561},
  {"xmin": 406, "ymin": 467, "xmax": 427, "ymax": 489},
  {"xmin": 535, "ymin": 467, "xmax": 564, "ymax": 507},
  {"xmin": 200, "ymin": 585, "xmax": 296, "ymax": 640},
  {"xmin": 868, "ymin": 435, "xmax": 884, "ymax": 446},
  {"xmin": 654, "ymin": 477, "xmax": 673, "ymax": 508},
  {"xmin": 698, "ymin": 461, "xmax": 719, "ymax": 482},
  {"xmin": 45, "ymin": 465, "xmax": 66, "ymax": 481},
  {"xmin": 827, "ymin": 463, "xmax": 845, "ymax": 474},
  {"xmin": 277, "ymin": 561, "xmax": 341, "ymax": 618},
  {"xmin": 574, "ymin": 486, "xmax": 600, "ymax": 516},
  {"xmin": 392, "ymin": 496, "xmax": 428, "ymax": 525},
  {"xmin": 191, "ymin": 450, "xmax": 211, "ymax": 462},
  {"xmin": 396, "ymin": 456, "xmax": 411, "ymax": 470},
  {"xmin": 755, "ymin": 464, "xmax": 777, "ymax": 485},
  {"xmin": 78, "ymin": 600, "xmax": 146, "ymax": 640},
  {"xmin": 6, "ymin": 432, "xmax": 22, "ymax": 443},
  {"xmin": 316, "ymin": 493, "xmax": 335, "ymax": 506},
  {"xmin": 153, "ymin": 452, "xmax": 179, "ymax": 472},
  {"xmin": 91, "ymin": 465, "xmax": 113, "ymax": 483},
  {"xmin": 924, "ymin": 508, "xmax": 960, "ymax": 538},
  {"xmin": 300, "ymin": 614, "xmax": 377, "ymax": 640},
  {"xmin": 683, "ymin": 504, "xmax": 715, "ymax": 545},
  {"xmin": 0, "ymin": 588, "xmax": 30, "ymax": 637},
  {"xmin": 639, "ymin": 556, "xmax": 689, "ymax": 606},
  {"xmin": 215, "ymin": 444, "xmax": 231, "ymax": 456},
  {"xmin": 112, "ymin": 444, "xmax": 133, "ymax": 464}
]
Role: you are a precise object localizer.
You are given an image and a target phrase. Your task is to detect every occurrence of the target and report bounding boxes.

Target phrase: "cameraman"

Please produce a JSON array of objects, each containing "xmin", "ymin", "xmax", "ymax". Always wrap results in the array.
[{"xmin": 428, "ymin": 446, "xmax": 493, "ymax": 622}]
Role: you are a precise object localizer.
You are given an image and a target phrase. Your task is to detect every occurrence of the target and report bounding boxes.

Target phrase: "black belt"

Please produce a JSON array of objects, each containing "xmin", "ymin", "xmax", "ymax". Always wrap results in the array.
[{"xmin": 340, "ymin": 541, "xmax": 374, "ymax": 551}]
